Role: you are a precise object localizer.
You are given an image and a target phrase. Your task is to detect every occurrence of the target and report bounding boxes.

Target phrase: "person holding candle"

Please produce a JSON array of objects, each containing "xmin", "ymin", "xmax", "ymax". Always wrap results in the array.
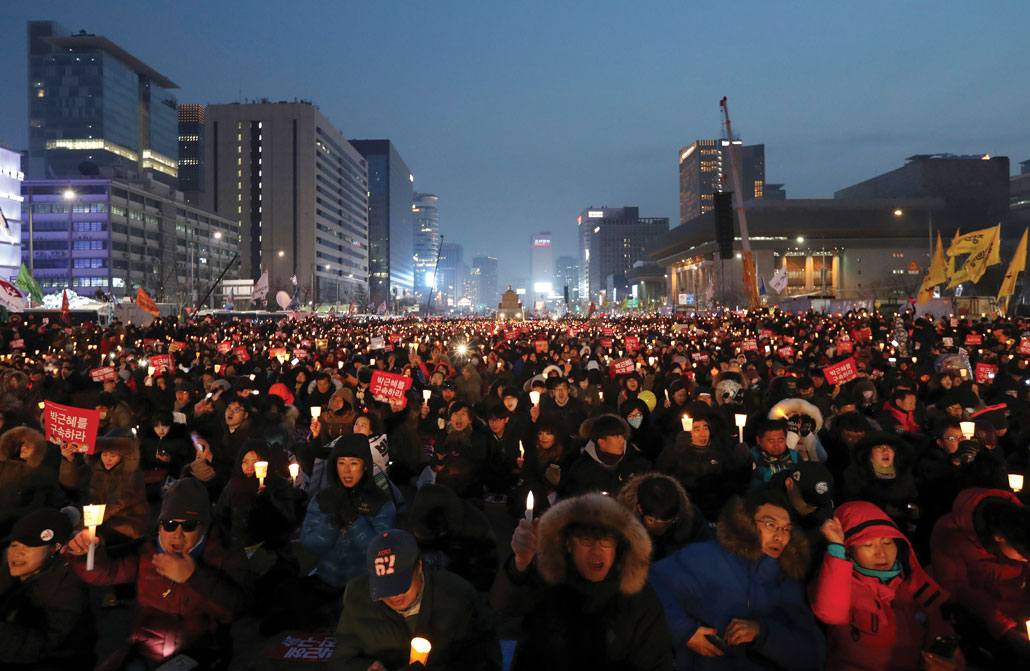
[
  {"xmin": 842, "ymin": 432, "xmax": 920, "ymax": 532},
  {"xmin": 331, "ymin": 529, "xmax": 501, "ymax": 671},
  {"xmin": 507, "ymin": 417, "xmax": 574, "ymax": 521},
  {"xmin": 429, "ymin": 401, "xmax": 490, "ymax": 500},
  {"xmin": 809, "ymin": 501, "xmax": 963, "ymax": 671},
  {"xmin": 564, "ymin": 414, "xmax": 652, "ymax": 497},
  {"xmin": 930, "ymin": 488, "xmax": 1030, "ymax": 665},
  {"xmin": 483, "ymin": 403, "xmax": 524, "ymax": 496},
  {"xmin": 0, "ymin": 427, "xmax": 65, "ymax": 541},
  {"xmin": 0, "ymin": 507, "xmax": 94, "ymax": 670},
  {"xmin": 491, "ymin": 492, "xmax": 672, "ymax": 670},
  {"xmin": 65, "ymin": 477, "xmax": 249, "ymax": 668}
]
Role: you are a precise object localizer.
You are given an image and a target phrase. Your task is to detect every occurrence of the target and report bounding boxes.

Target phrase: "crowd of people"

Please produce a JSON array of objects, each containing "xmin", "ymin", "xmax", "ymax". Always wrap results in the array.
[{"xmin": 0, "ymin": 308, "xmax": 1028, "ymax": 670}]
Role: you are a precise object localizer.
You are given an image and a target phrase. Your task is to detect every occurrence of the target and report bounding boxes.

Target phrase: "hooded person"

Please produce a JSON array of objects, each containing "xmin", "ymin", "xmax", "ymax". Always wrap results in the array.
[
  {"xmin": 842, "ymin": 432, "xmax": 919, "ymax": 530},
  {"xmin": 649, "ymin": 487, "xmax": 825, "ymax": 671},
  {"xmin": 65, "ymin": 477, "xmax": 249, "ymax": 668},
  {"xmin": 301, "ymin": 433, "xmax": 396, "ymax": 591},
  {"xmin": 618, "ymin": 397, "xmax": 664, "ymax": 462},
  {"xmin": 0, "ymin": 508, "xmax": 94, "ymax": 671},
  {"xmin": 564, "ymin": 414, "xmax": 652, "ymax": 496},
  {"xmin": 768, "ymin": 398, "xmax": 828, "ymax": 463},
  {"xmin": 491, "ymin": 493, "xmax": 673, "ymax": 671},
  {"xmin": 616, "ymin": 472, "xmax": 713, "ymax": 561},
  {"xmin": 809, "ymin": 501, "xmax": 963, "ymax": 671},
  {"xmin": 331, "ymin": 529, "xmax": 502, "ymax": 671},
  {"xmin": 0, "ymin": 427, "xmax": 64, "ymax": 540},
  {"xmin": 58, "ymin": 430, "xmax": 148, "ymax": 543},
  {"xmin": 930, "ymin": 488, "xmax": 1030, "ymax": 664}
]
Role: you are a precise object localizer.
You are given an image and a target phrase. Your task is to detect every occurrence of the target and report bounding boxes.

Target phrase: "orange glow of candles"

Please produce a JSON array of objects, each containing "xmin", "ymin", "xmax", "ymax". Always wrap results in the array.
[
  {"xmin": 310, "ymin": 406, "xmax": 322, "ymax": 419},
  {"xmin": 525, "ymin": 491, "xmax": 535, "ymax": 521},
  {"xmin": 409, "ymin": 637, "xmax": 431, "ymax": 665},
  {"xmin": 681, "ymin": 415, "xmax": 692, "ymax": 432},
  {"xmin": 254, "ymin": 461, "xmax": 268, "ymax": 486},
  {"xmin": 289, "ymin": 463, "xmax": 300, "ymax": 484}
]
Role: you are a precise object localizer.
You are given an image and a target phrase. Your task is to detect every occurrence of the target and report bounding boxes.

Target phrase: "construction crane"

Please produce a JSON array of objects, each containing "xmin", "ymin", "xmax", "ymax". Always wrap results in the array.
[{"xmin": 719, "ymin": 97, "xmax": 762, "ymax": 310}]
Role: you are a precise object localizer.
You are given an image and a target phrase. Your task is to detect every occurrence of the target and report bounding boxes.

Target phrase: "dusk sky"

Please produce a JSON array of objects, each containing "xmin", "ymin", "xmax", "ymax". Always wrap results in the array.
[{"xmin": 3, "ymin": 1, "xmax": 1028, "ymax": 289}]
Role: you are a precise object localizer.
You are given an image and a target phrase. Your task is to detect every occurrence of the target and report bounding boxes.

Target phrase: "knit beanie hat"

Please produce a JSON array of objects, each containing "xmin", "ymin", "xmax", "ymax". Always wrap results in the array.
[{"xmin": 159, "ymin": 477, "xmax": 212, "ymax": 526}]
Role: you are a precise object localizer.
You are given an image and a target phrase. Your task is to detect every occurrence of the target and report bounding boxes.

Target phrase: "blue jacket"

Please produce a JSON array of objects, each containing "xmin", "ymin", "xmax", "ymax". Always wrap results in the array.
[
  {"xmin": 749, "ymin": 446, "xmax": 800, "ymax": 485},
  {"xmin": 649, "ymin": 501, "xmax": 824, "ymax": 671},
  {"xmin": 301, "ymin": 494, "xmax": 395, "ymax": 589}
]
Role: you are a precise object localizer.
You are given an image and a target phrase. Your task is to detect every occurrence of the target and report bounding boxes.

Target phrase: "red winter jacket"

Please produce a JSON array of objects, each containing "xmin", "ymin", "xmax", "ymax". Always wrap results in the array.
[
  {"xmin": 810, "ymin": 501, "xmax": 959, "ymax": 671},
  {"xmin": 930, "ymin": 488, "xmax": 1030, "ymax": 638},
  {"xmin": 69, "ymin": 535, "xmax": 248, "ymax": 662},
  {"xmin": 882, "ymin": 401, "xmax": 920, "ymax": 435}
]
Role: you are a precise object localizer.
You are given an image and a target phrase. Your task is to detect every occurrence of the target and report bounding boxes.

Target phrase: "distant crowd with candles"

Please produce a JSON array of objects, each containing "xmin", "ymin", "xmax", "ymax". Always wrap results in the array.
[{"xmin": 0, "ymin": 309, "xmax": 1028, "ymax": 670}]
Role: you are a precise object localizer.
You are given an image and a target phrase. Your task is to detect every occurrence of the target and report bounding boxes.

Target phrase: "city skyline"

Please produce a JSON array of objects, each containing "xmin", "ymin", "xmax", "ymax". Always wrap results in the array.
[{"xmin": 3, "ymin": 1, "xmax": 1030, "ymax": 292}]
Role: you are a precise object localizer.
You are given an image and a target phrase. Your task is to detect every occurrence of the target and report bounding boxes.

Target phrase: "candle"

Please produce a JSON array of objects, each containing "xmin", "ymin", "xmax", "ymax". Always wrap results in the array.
[
  {"xmin": 422, "ymin": 389, "xmax": 432, "ymax": 403},
  {"xmin": 82, "ymin": 504, "xmax": 106, "ymax": 571},
  {"xmin": 310, "ymin": 406, "xmax": 322, "ymax": 419},
  {"xmin": 369, "ymin": 358, "xmax": 376, "ymax": 366},
  {"xmin": 289, "ymin": 463, "xmax": 300, "ymax": 485},
  {"xmin": 254, "ymin": 460, "xmax": 268, "ymax": 486},
  {"xmin": 598, "ymin": 390, "xmax": 604, "ymax": 402},
  {"xmin": 734, "ymin": 413, "xmax": 747, "ymax": 444},
  {"xmin": 337, "ymin": 360, "xmax": 344, "ymax": 368},
  {"xmin": 249, "ymin": 373, "xmax": 256, "ymax": 381},
  {"xmin": 214, "ymin": 364, "xmax": 221, "ymax": 374},
  {"xmin": 960, "ymin": 421, "xmax": 975, "ymax": 440},
  {"xmin": 1009, "ymin": 473, "xmax": 1024, "ymax": 493},
  {"xmin": 664, "ymin": 388, "xmax": 669, "ymax": 402},
  {"xmin": 519, "ymin": 441, "xmax": 524, "ymax": 461},
  {"xmin": 409, "ymin": 637, "xmax": 432, "ymax": 665},
  {"xmin": 682, "ymin": 415, "xmax": 693, "ymax": 432},
  {"xmin": 525, "ymin": 491, "xmax": 535, "ymax": 521},
  {"xmin": 529, "ymin": 390, "xmax": 540, "ymax": 406}
]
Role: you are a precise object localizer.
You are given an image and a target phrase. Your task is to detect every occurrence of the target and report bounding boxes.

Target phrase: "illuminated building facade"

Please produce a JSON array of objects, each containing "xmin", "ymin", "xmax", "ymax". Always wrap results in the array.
[
  {"xmin": 412, "ymin": 192, "xmax": 440, "ymax": 298},
  {"xmin": 530, "ymin": 231, "xmax": 554, "ymax": 305},
  {"xmin": 28, "ymin": 21, "xmax": 179, "ymax": 186},
  {"xmin": 178, "ymin": 104, "xmax": 205, "ymax": 198},
  {"xmin": 678, "ymin": 140, "xmax": 766, "ymax": 224},
  {"xmin": 576, "ymin": 206, "xmax": 669, "ymax": 304}
]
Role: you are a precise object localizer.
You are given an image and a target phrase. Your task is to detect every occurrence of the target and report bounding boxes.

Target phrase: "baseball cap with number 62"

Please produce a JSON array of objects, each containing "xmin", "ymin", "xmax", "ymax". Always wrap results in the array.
[{"xmin": 367, "ymin": 529, "xmax": 419, "ymax": 600}]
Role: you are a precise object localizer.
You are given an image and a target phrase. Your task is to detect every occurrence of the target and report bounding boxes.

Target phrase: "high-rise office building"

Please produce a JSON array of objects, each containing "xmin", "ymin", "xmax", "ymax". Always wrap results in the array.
[
  {"xmin": 436, "ymin": 242, "xmax": 463, "ymax": 308},
  {"xmin": 678, "ymin": 140, "xmax": 765, "ymax": 224},
  {"xmin": 201, "ymin": 101, "xmax": 368, "ymax": 304},
  {"xmin": 412, "ymin": 193, "xmax": 440, "ymax": 296},
  {"xmin": 577, "ymin": 206, "xmax": 669, "ymax": 304},
  {"xmin": 350, "ymin": 140, "xmax": 414, "ymax": 306},
  {"xmin": 530, "ymin": 232, "xmax": 554, "ymax": 305},
  {"xmin": 28, "ymin": 21, "xmax": 179, "ymax": 186},
  {"xmin": 470, "ymin": 255, "xmax": 498, "ymax": 309},
  {"xmin": 22, "ymin": 176, "xmax": 238, "ymax": 301},
  {"xmin": 178, "ymin": 104, "xmax": 205, "ymax": 199},
  {"xmin": 554, "ymin": 255, "xmax": 578, "ymax": 303},
  {"xmin": 0, "ymin": 147, "xmax": 24, "ymax": 282}
]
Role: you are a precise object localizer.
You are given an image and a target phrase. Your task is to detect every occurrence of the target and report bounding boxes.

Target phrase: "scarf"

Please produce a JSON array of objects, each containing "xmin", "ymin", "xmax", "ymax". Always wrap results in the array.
[
  {"xmin": 855, "ymin": 560, "xmax": 903, "ymax": 584},
  {"xmin": 872, "ymin": 462, "xmax": 897, "ymax": 479}
]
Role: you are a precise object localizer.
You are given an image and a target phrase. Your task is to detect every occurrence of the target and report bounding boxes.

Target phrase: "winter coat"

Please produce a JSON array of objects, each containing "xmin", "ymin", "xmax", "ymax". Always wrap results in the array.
[
  {"xmin": 300, "ymin": 436, "xmax": 396, "ymax": 589},
  {"xmin": 809, "ymin": 502, "xmax": 959, "ymax": 671},
  {"xmin": 0, "ymin": 555, "xmax": 94, "ymax": 670},
  {"xmin": 397, "ymin": 484, "xmax": 498, "ymax": 591},
  {"xmin": 59, "ymin": 435, "xmax": 148, "ymax": 539},
  {"xmin": 649, "ymin": 497, "xmax": 825, "ymax": 671},
  {"xmin": 331, "ymin": 567, "xmax": 501, "ymax": 671},
  {"xmin": 657, "ymin": 436, "xmax": 748, "ymax": 521},
  {"xmin": 768, "ymin": 398, "xmax": 827, "ymax": 463},
  {"xmin": 841, "ymin": 435, "xmax": 919, "ymax": 526},
  {"xmin": 138, "ymin": 424, "xmax": 192, "ymax": 477},
  {"xmin": 0, "ymin": 428, "xmax": 62, "ymax": 538},
  {"xmin": 616, "ymin": 472, "xmax": 713, "ymax": 561},
  {"xmin": 563, "ymin": 440, "xmax": 652, "ymax": 497},
  {"xmin": 432, "ymin": 425, "xmax": 489, "ymax": 499},
  {"xmin": 491, "ymin": 493, "xmax": 672, "ymax": 671},
  {"xmin": 930, "ymin": 488, "xmax": 1030, "ymax": 638},
  {"xmin": 69, "ymin": 531, "xmax": 249, "ymax": 663},
  {"xmin": 455, "ymin": 364, "xmax": 484, "ymax": 404}
]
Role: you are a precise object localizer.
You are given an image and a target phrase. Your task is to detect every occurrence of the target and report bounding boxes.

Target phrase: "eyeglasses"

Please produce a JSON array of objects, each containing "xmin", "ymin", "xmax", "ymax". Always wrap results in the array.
[
  {"xmin": 755, "ymin": 519, "xmax": 792, "ymax": 536},
  {"xmin": 160, "ymin": 520, "xmax": 201, "ymax": 533},
  {"xmin": 941, "ymin": 435, "xmax": 961, "ymax": 442},
  {"xmin": 573, "ymin": 534, "xmax": 617, "ymax": 548}
]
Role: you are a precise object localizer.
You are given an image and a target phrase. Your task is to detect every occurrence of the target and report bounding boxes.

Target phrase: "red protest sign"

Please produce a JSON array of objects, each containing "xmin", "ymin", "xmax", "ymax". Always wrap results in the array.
[
  {"xmin": 43, "ymin": 401, "xmax": 100, "ymax": 455},
  {"xmin": 836, "ymin": 340, "xmax": 854, "ymax": 354},
  {"xmin": 612, "ymin": 359, "xmax": 636, "ymax": 375},
  {"xmin": 691, "ymin": 352, "xmax": 710, "ymax": 363},
  {"xmin": 10, "ymin": 339, "xmax": 24, "ymax": 349},
  {"xmin": 760, "ymin": 329, "xmax": 773, "ymax": 339},
  {"xmin": 975, "ymin": 363, "xmax": 998, "ymax": 384},
  {"xmin": 600, "ymin": 338, "xmax": 613, "ymax": 349},
  {"xmin": 389, "ymin": 333, "xmax": 402, "ymax": 343},
  {"xmin": 965, "ymin": 334, "xmax": 982, "ymax": 346},
  {"xmin": 267, "ymin": 632, "xmax": 336, "ymax": 662},
  {"xmin": 1020, "ymin": 339, "xmax": 1030, "ymax": 355},
  {"xmin": 150, "ymin": 354, "xmax": 174, "ymax": 373},
  {"xmin": 293, "ymin": 348, "xmax": 309, "ymax": 359},
  {"xmin": 505, "ymin": 330, "xmax": 517, "ymax": 341},
  {"xmin": 625, "ymin": 336, "xmax": 639, "ymax": 351},
  {"xmin": 823, "ymin": 357, "xmax": 859, "ymax": 385},
  {"xmin": 169, "ymin": 341, "xmax": 186, "ymax": 353},
  {"xmin": 567, "ymin": 328, "xmax": 578, "ymax": 338},
  {"xmin": 602, "ymin": 327, "xmax": 615, "ymax": 336},
  {"xmin": 90, "ymin": 367, "xmax": 117, "ymax": 382},
  {"xmin": 742, "ymin": 339, "xmax": 758, "ymax": 352},
  {"xmin": 535, "ymin": 340, "xmax": 548, "ymax": 353},
  {"xmin": 217, "ymin": 341, "xmax": 232, "ymax": 354},
  {"xmin": 370, "ymin": 370, "xmax": 412, "ymax": 408},
  {"xmin": 233, "ymin": 346, "xmax": 250, "ymax": 363},
  {"xmin": 269, "ymin": 347, "xmax": 287, "ymax": 361},
  {"xmin": 778, "ymin": 346, "xmax": 795, "ymax": 358}
]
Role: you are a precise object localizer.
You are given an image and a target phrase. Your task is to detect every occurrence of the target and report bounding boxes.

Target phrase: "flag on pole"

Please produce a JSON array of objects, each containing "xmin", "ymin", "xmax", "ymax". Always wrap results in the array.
[
  {"xmin": 0, "ymin": 209, "xmax": 14, "ymax": 244},
  {"xmin": 769, "ymin": 266, "xmax": 788, "ymax": 294},
  {"xmin": 948, "ymin": 225, "xmax": 1000, "ymax": 288},
  {"xmin": 997, "ymin": 228, "xmax": 1028, "ymax": 313},
  {"xmin": 226, "ymin": 288, "xmax": 236, "ymax": 310},
  {"xmin": 15, "ymin": 263, "xmax": 44, "ymax": 306},
  {"xmin": 917, "ymin": 233, "xmax": 948, "ymax": 305},
  {"xmin": 134, "ymin": 288, "xmax": 160, "ymax": 316},
  {"xmin": 60, "ymin": 289, "xmax": 70, "ymax": 325},
  {"xmin": 377, "ymin": 301, "xmax": 387, "ymax": 315},
  {"xmin": 290, "ymin": 274, "xmax": 298, "ymax": 286},
  {"xmin": 759, "ymin": 275, "xmax": 768, "ymax": 297},
  {"xmin": 0, "ymin": 279, "xmax": 27, "ymax": 312},
  {"xmin": 252, "ymin": 269, "xmax": 269, "ymax": 302}
]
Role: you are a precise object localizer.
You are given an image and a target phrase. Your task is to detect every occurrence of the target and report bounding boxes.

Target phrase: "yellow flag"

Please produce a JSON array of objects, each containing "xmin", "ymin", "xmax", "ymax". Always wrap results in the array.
[
  {"xmin": 917, "ymin": 233, "xmax": 948, "ymax": 305},
  {"xmin": 997, "ymin": 228, "xmax": 1028, "ymax": 308},
  {"xmin": 947, "ymin": 226, "xmax": 997, "ymax": 256},
  {"xmin": 950, "ymin": 225, "xmax": 1000, "ymax": 287},
  {"xmin": 945, "ymin": 229, "xmax": 959, "ymax": 282}
]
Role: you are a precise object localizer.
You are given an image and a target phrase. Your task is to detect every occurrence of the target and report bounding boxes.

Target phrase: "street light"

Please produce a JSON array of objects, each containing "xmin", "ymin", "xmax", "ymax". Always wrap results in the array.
[
  {"xmin": 63, "ymin": 189, "xmax": 75, "ymax": 200},
  {"xmin": 214, "ymin": 232, "xmax": 222, "ymax": 239},
  {"xmin": 278, "ymin": 250, "xmax": 285, "ymax": 257},
  {"xmin": 796, "ymin": 236, "xmax": 804, "ymax": 243},
  {"xmin": 894, "ymin": 209, "xmax": 903, "ymax": 217}
]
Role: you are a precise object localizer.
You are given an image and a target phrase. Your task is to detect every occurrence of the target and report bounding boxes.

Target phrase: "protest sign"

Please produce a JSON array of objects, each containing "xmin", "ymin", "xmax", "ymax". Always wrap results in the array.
[
  {"xmin": 612, "ymin": 359, "xmax": 636, "ymax": 375},
  {"xmin": 370, "ymin": 370, "xmax": 412, "ymax": 407},
  {"xmin": 150, "ymin": 354, "xmax": 174, "ymax": 373},
  {"xmin": 965, "ymin": 334, "xmax": 982, "ymax": 346},
  {"xmin": 823, "ymin": 357, "xmax": 859, "ymax": 385},
  {"xmin": 267, "ymin": 633, "xmax": 336, "ymax": 662},
  {"xmin": 89, "ymin": 367, "xmax": 117, "ymax": 382},
  {"xmin": 975, "ymin": 363, "xmax": 998, "ymax": 383},
  {"xmin": 43, "ymin": 401, "xmax": 100, "ymax": 455}
]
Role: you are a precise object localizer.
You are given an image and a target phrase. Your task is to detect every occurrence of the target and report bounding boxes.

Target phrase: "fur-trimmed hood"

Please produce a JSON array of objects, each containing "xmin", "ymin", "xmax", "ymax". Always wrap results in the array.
[
  {"xmin": 0, "ymin": 426, "xmax": 47, "ymax": 468},
  {"xmin": 92, "ymin": 434, "xmax": 140, "ymax": 471},
  {"xmin": 536, "ymin": 493, "xmax": 652, "ymax": 595},
  {"xmin": 768, "ymin": 397, "xmax": 823, "ymax": 433},
  {"xmin": 716, "ymin": 497, "xmax": 810, "ymax": 580},
  {"xmin": 616, "ymin": 472, "xmax": 693, "ymax": 522}
]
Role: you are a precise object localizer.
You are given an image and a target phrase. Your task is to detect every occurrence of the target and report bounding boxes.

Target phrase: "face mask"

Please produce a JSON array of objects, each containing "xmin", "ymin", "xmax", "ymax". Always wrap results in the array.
[{"xmin": 627, "ymin": 416, "xmax": 643, "ymax": 429}]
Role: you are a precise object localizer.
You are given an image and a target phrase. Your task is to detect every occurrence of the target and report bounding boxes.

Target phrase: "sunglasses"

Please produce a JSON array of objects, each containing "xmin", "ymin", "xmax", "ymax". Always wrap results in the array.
[{"xmin": 160, "ymin": 520, "xmax": 201, "ymax": 533}]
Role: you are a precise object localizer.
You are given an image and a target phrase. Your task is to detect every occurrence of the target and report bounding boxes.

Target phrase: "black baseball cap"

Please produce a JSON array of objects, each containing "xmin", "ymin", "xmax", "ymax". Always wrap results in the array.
[
  {"xmin": 366, "ymin": 530, "xmax": 419, "ymax": 600},
  {"xmin": 5, "ymin": 508, "xmax": 73, "ymax": 547}
]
